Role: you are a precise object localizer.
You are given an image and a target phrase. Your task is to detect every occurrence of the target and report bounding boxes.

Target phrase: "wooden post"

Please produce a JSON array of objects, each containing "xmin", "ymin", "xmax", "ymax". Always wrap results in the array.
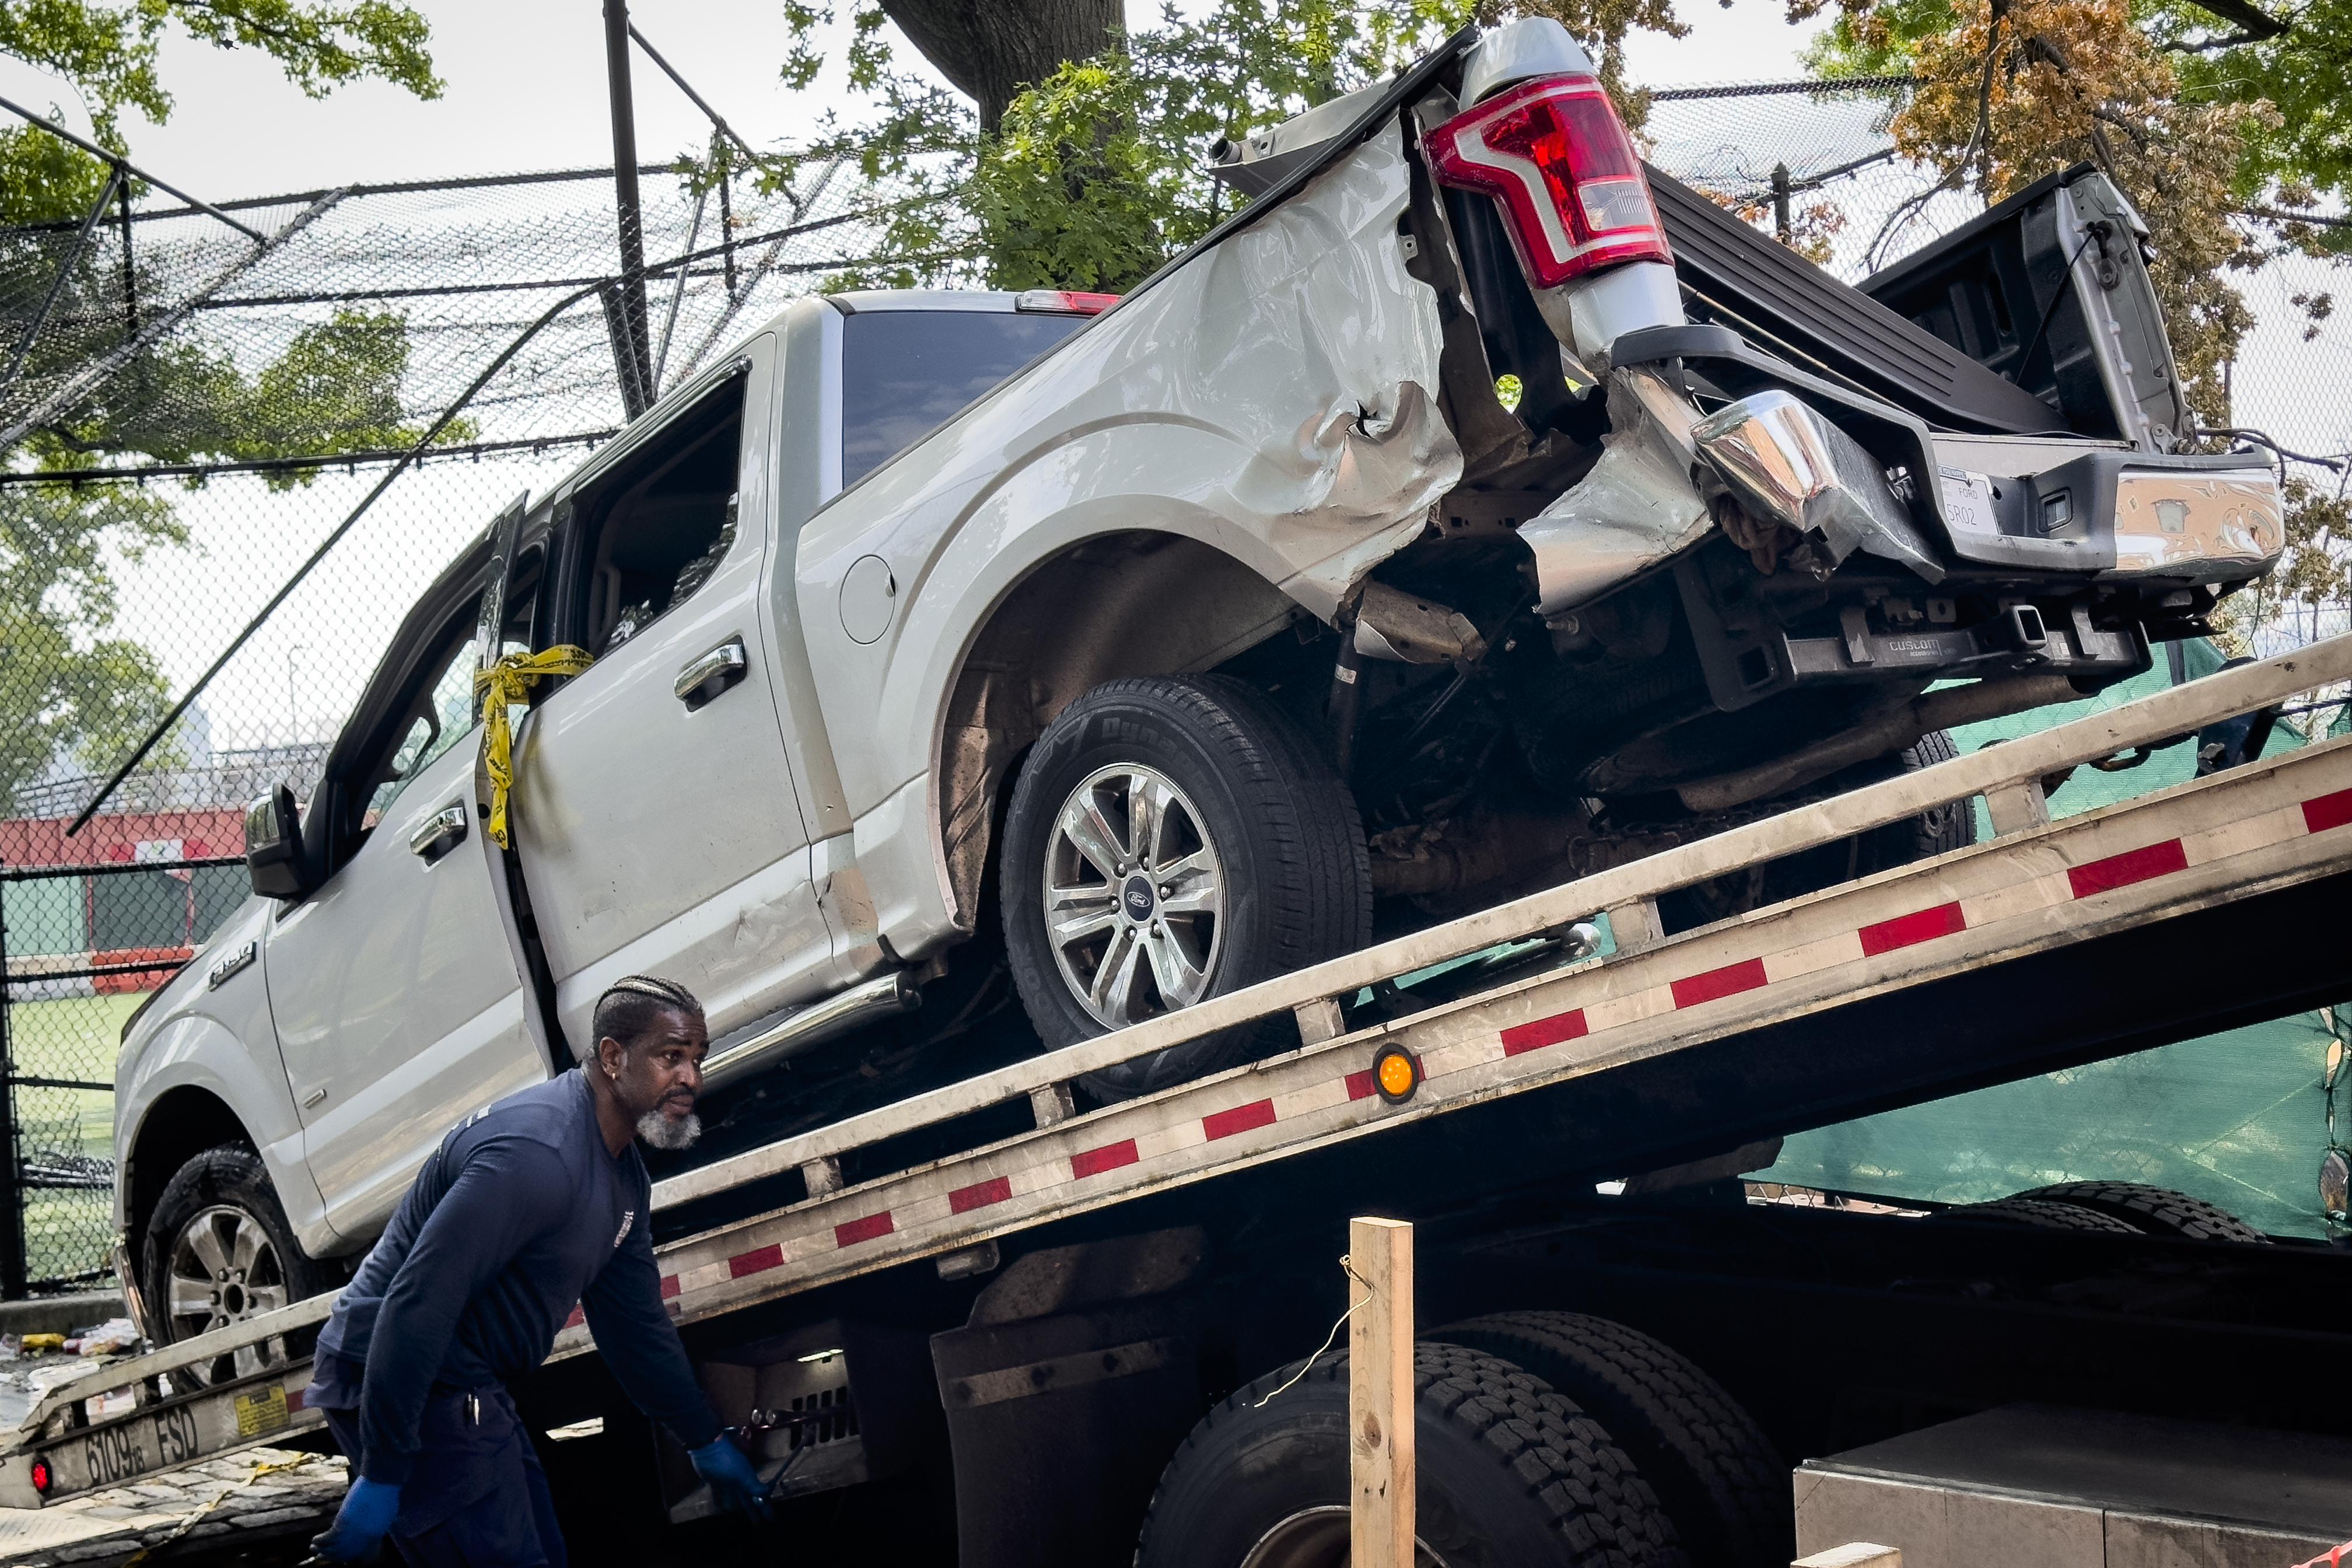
[{"xmin": 1350, "ymin": 1216, "xmax": 1414, "ymax": 1568}]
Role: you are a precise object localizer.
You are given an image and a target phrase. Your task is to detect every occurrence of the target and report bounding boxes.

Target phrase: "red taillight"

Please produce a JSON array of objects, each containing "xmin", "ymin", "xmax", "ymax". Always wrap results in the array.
[
  {"xmin": 1426, "ymin": 75, "xmax": 1671, "ymax": 289},
  {"xmin": 1014, "ymin": 289, "xmax": 1119, "ymax": 315},
  {"xmin": 29, "ymin": 1458, "xmax": 51, "ymax": 1494}
]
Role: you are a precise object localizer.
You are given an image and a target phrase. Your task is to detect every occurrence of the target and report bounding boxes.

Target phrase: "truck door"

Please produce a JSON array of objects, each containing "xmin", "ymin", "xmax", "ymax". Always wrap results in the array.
[
  {"xmin": 264, "ymin": 557, "xmax": 544, "ymax": 1245},
  {"xmin": 511, "ymin": 336, "xmax": 835, "ymax": 1044}
]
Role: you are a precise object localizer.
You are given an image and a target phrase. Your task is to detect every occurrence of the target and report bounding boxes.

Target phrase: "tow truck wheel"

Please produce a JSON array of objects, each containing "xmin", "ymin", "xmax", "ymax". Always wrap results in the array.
[
  {"xmin": 2014, "ymin": 1182, "xmax": 2269, "ymax": 1243},
  {"xmin": 141, "ymin": 1144, "xmax": 337, "ymax": 1381},
  {"xmin": 1002, "ymin": 674, "xmax": 1371, "ymax": 1101},
  {"xmin": 1436, "ymin": 1312, "xmax": 1788, "ymax": 1568},
  {"xmin": 1134, "ymin": 1342, "xmax": 1683, "ymax": 1567},
  {"xmin": 1929, "ymin": 1196, "xmax": 2140, "ymax": 1233}
]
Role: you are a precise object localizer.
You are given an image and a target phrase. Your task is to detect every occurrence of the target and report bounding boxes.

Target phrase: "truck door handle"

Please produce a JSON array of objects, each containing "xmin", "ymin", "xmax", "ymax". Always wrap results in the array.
[
  {"xmin": 676, "ymin": 638, "xmax": 748, "ymax": 710},
  {"xmin": 408, "ymin": 804, "xmax": 468, "ymax": 863}
]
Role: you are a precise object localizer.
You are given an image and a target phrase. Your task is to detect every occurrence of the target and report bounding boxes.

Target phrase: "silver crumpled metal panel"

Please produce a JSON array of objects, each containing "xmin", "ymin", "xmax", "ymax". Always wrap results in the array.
[
  {"xmin": 1516, "ymin": 369, "xmax": 1713, "ymax": 616},
  {"xmin": 1146, "ymin": 123, "xmax": 1463, "ymax": 621},
  {"xmin": 1693, "ymin": 388, "xmax": 1947, "ymax": 584}
]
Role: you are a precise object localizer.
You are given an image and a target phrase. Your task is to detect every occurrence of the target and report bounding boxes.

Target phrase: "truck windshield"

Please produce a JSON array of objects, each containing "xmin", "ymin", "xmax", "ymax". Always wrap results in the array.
[{"xmin": 840, "ymin": 308, "xmax": 1090, "ymax": 488}]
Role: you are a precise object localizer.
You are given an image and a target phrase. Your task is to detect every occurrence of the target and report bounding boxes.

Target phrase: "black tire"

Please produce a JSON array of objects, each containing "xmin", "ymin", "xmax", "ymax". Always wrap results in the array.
[
  {"xmin": 141, "ymin": 1144, "xmax": 337, "ymax": 1380},
  {"xmin": 2015, "ymin": 1181, "xmax": 2268, "ymax": 1244},
  {"xmin": 1435, "ymin": 1312, "xmax": 1788, "ymax": 1568},
  {"xmin": 1661, "ymin": 731, "xmax": 1973, "ymax": 933},
  {"xmin": 1927, "ymin": 1196, "xmax": 2140, "ymax": 1233},
  {"xmin": 1868, "ymin": 729, "xmax": 1974, "ymax": 864},
  {"xmin": 1001, "ymin": 674, "xmax": 1371, "ymax": 1100},
  {"xmin": 1135, "ymin": 1340, "xmax": 1684, "ymax": 1568}
]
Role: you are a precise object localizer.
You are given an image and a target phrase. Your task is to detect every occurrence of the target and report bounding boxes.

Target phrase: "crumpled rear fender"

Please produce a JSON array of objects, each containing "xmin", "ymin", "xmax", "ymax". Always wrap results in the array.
[{"xmin": 796, "ymin": 122, "xmax": 1464, "ymax": 952}]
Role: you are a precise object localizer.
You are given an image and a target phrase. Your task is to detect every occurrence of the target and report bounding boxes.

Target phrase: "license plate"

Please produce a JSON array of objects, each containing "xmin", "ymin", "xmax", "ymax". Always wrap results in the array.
[{"xmin": 76, "ymin": 1402, "xmax": 199, "ymax": 1490}]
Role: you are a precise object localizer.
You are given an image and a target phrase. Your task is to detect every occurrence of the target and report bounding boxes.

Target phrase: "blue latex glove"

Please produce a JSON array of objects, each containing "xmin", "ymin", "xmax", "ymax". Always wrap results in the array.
[
  {"xmin": 688, "ymin": 1434, "xmax": 772, "ymax": 1522},
  {"xmin": 308, "ymin": 1475, "xmax": 400, "ymax": 1563}
]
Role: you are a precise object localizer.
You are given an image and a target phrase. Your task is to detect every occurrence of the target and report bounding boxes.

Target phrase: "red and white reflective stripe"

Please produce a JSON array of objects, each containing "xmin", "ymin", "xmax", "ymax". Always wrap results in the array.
[
  {"xmin": 581, "ymin": 756, "xmax": 2352, "ymax": 1346},
  {"xmin": 1483, "ymin": 776, "xmax": 2352, "ymax": 1070}
]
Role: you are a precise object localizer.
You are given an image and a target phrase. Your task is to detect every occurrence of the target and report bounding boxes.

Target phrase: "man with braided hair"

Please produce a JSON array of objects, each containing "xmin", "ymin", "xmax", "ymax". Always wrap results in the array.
[{"xmin": 306, "ymin": 975, "xmax": 768, "ymax": 1564}]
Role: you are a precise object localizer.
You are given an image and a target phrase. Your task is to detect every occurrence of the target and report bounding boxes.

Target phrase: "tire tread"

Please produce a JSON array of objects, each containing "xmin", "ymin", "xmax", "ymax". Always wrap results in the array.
[
  {"xmin": 1438, "ymin": 1311, "xmax": 1787, "ymax": 1568},
  {"xmin": 2016, "ymin": 1181, "xmax": 2267, "ymax": 1244},
  {"xmin": 1133, "ymin": 1340, "xmax": 1684, "ymax": 1567}
]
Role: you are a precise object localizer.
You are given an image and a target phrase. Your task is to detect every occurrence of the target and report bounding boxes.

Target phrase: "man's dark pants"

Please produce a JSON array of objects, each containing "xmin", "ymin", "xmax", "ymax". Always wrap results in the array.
[{"xmin": 321, "ymin": 1388, "xmax": 566, "ymax": 1567}]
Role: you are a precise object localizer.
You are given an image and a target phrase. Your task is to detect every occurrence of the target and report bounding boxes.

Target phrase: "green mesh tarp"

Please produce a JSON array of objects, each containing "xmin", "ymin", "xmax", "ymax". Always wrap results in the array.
[{"xmin": 1753, "ymin": 643, "xmax": 2347, "ymax": 1238}]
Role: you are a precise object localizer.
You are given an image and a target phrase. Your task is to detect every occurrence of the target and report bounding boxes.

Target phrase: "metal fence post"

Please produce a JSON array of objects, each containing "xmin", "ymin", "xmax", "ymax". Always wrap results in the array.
[{"xmin": 0, "ymin": 862, "xmax": 27, "ymax": 1297}]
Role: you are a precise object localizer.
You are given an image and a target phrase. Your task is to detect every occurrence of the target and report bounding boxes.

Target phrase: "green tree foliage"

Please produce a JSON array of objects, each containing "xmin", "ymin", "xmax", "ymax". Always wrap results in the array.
[
  {"xmin": 0, "ymin": 482, "xmax": 184, "ymax": 813},
  {"xmin": 774, "ymin": 0, "xmax": 1688, "ymax": 294},
  {"xmin": 0, "ymin": 0, "xmax": 439, "ymax": 145},
  {"xmin": 0, "ymin": 0, "xmax": 441, "ymax": 808},
  {"xmin": 1806, "ymin": 0, "xmax": 2352, "ymax": 211}
]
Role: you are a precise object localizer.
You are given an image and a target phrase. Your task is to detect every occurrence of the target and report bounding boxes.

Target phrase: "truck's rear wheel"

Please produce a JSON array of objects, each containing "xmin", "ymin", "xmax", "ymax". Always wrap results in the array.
[
  {"xmin": 141, "ymin": 1145, "xmax": 335, "ymax": 1381},
  {"xmin": 1929, "ymin": 1196, "xmax": 2139, "ymax": 1233},
  {"xmin": 1134, "ymin": 1342, "xmax": 1684, "ymax": 1567},
  {"xmin": 1001, "ymin": 674, "xmax": 1371, "ymax": 1101},
  {"xmin": 2014, "ymin": 1182, "xmax": 2268, "ymax": 1243},
  {"xmin": 1661, "ymin": 731, "xmax": 1972, "ymax": 933},
  {"xmin": 1435, "ymin": 1312, "xmax": 1788, "ymax": 1568}
]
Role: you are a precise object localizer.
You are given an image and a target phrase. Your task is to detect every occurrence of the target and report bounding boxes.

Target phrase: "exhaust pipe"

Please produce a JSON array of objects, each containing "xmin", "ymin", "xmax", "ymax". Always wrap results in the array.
[{"xmin": 1673, "ymin": 674, "xmax": 2081, "ymax": 814}]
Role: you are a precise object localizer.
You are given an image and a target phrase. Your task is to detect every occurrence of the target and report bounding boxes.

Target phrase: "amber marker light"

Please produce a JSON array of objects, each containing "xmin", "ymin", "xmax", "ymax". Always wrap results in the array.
[{"xmin": 1373, "ymin": 1045, "xmax": 1421, "ymax": 1105}]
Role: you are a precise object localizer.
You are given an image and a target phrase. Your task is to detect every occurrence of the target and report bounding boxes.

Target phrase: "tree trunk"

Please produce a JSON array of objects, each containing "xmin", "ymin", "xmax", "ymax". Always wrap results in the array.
[{"xmin": 878, "ymin": 0, "xmax": 1125, "ymax": 131}]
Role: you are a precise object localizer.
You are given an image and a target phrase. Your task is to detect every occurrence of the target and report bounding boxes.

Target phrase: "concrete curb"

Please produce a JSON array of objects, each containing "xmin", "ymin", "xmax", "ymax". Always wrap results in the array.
[{"xmin": 0, "ymin": 1298, "xmax": 123, "ymax": 1341}]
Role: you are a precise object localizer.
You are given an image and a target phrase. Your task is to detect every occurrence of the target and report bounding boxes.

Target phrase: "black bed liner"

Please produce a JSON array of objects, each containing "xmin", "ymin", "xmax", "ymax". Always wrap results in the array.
[{"xmin": 1647, "ymin": 164, "xmax": 2064, "ymax": 437}]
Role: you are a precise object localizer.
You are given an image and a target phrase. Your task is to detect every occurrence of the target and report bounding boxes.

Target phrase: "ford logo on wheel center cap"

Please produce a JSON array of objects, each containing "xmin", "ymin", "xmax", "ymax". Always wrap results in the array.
[{"xmin": 1122, "ymin": 875, "xmax": 1156, "ymax": 920}]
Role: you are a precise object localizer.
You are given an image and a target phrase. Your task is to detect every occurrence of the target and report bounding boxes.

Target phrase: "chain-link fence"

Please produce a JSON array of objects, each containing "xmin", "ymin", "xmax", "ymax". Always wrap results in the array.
[
  {"xmin": 0, "ymin": 142, "xmax": 935, "ymax": 1289},
  {"xmin": 2, "ymin": 75, "xmax": 2346, "ymax": 1289}
]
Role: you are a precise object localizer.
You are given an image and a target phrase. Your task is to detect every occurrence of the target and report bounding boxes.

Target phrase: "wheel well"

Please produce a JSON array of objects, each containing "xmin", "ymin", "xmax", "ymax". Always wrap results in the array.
[
  {"xmin": 127, "ymin": 1088, "xmax": 250, "ymax": 1245},
  {"xmin": 936, "ymin": 531, "xmax": 1303, "ymax": 926}
]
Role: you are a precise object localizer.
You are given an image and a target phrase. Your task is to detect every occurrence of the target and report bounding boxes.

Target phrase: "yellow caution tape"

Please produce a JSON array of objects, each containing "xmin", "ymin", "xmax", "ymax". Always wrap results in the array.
[
  {"xmin": 120, "ymin": 1450, "xmax": 322, "ymax": 1566},
  {"xmin": 474, "ymin": 645, "xmax": 594, "ymax": 848}
]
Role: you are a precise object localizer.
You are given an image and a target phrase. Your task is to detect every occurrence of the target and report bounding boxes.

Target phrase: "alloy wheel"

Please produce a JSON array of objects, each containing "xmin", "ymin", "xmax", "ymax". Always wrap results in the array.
[
  {"xmin": 1042, "ymin": 763, "xmax": 1225, "ymax": 1028},
  {"xmin": 166, "ymin": 1203, "xmax": 292, "ymax": 1377}
]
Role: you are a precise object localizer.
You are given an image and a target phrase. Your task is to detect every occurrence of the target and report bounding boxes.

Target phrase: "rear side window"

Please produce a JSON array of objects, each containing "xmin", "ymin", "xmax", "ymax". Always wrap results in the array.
[{"xmin": 839, "ymin": 310, "xmax": 1089, "ymax": 488}]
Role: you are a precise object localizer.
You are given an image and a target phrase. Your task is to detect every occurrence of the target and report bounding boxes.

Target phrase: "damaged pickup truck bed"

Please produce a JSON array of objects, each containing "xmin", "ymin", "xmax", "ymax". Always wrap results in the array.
[{"xmin": 112, "ymin": 18, "xmax": 2283, "ymax": 1346}]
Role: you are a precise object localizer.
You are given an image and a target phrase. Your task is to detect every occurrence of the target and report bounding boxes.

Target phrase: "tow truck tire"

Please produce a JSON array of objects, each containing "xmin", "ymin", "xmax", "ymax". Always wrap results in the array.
[
  {"xmin": 1436, "ymin": 1312, "xmax": 1788, "ymax": 1568},
  {"xmin": 141, "ymin": 1145, "xmax": 336, "ymax": 1356},
  {"xmin": 2015, "ymin": 1181, "xmax": 2269, "ymax": 1243},
  {"xmin": 1930, "ymin": 1196, "xmax": 2140, "ymax": 1233},
  {"xmin": 1002, "ymin": 674, "xmax": 1372, "ymax": 1101},
  {"xmin": 1133, "ymin": 1341, "xmax": 1684, "ymax": 1568}
]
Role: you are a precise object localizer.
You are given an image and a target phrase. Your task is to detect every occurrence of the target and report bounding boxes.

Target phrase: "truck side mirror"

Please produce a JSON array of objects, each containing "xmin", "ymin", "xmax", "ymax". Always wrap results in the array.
[{"xmin": 244, "ymin": 785, "xmax": 309, "ymax": 900}]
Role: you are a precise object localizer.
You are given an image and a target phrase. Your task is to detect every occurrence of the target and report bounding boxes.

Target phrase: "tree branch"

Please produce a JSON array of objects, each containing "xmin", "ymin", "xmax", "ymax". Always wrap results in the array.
[{"xmin": 2172, "ymin": 0, "xmax": 2289, "ymax": 40}]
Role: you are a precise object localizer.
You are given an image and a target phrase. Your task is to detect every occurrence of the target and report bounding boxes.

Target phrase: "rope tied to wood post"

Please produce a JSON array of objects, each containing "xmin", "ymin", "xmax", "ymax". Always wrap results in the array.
[{"xmin": 474, "ymin": 646, "xmax": 594, "ymax": 848}]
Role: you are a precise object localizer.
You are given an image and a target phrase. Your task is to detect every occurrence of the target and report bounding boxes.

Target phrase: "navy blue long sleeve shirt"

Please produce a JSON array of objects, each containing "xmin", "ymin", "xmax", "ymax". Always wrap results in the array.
[{"xmin": 311, "ymin": 1070, "xmax": 720, "ymax": 1485}]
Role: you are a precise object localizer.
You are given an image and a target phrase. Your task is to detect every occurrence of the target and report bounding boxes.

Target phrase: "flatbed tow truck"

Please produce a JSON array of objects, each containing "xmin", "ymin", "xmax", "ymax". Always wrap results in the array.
[{"xmin": 6, "ymin": 635, "xmax": 2351, "ymax": 1566}]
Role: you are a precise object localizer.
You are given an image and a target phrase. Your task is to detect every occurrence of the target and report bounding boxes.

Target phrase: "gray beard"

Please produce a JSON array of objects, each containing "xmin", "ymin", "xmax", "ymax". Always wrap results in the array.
[{"xmin": 636, "ymin": 1108, "xmax": 702, "ymax": 1150}]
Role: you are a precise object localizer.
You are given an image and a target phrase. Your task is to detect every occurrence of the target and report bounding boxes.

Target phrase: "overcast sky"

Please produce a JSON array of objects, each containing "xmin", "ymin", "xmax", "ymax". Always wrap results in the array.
[{"xmin": 0, "ymin": 1, "xmax": 1824, "ymax": 204}]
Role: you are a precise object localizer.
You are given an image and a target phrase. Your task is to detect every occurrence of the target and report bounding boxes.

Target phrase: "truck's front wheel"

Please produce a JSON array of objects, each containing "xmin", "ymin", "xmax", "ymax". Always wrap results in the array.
[
  {"xmin": 1001, "ymin": 675, "xmax": 1371, "ymax": 1101},
  {"xmin": 141, "ymin": 1145, "xmax": 337, "ymax": 1379}
]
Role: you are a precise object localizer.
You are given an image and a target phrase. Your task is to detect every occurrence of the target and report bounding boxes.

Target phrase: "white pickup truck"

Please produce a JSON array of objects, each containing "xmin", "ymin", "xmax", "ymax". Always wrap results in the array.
[{"xmin": 111, "ymin": 19, "xmax": 2284, "ymax": 1353}]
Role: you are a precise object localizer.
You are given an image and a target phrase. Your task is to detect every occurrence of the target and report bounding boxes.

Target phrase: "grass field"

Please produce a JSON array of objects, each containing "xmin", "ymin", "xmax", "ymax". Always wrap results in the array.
[{"xmin": 4, "ymin": 992, "xmax": 144, "ymax": 1283}]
